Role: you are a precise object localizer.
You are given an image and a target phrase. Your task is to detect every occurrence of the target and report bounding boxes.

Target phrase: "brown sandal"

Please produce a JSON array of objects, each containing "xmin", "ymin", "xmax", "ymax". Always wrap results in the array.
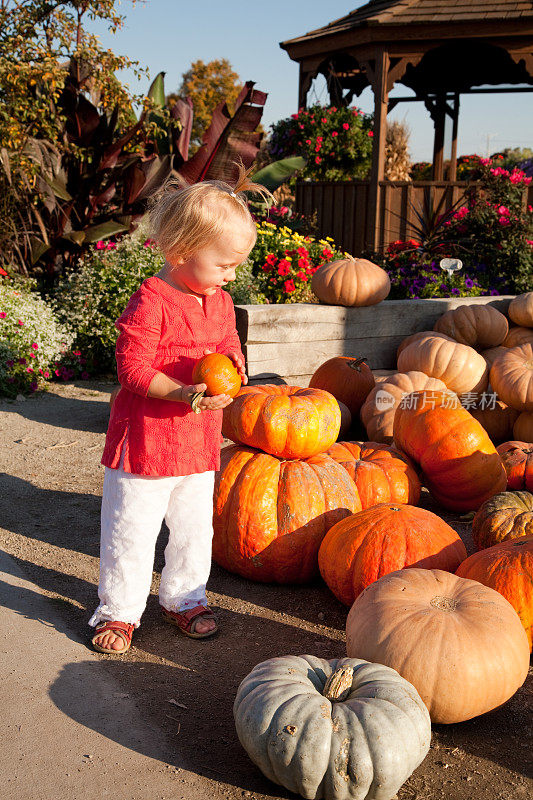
[
  {"xmin": 161, "ymin": 605, "xmax": 218, "ymax": 639},
  {"xmin": 91, "ymin": 620, "xmax": 135, "ymax": 654}
]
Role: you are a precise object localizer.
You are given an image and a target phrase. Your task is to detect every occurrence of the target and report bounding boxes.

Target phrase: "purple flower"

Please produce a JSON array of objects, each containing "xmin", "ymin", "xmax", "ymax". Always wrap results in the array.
[
  {"xmin": 451, "ymin": 288, "xmax": 460, "ymax": 295},
  {"xmin": 465, "ymin": 278, "xmax": 474, "ymax": 289},
  {"xmin": 490, "ymin": 289, "xmax": 500, "ymax": 295},
  {"xmin": 440, "ymin": 284, "xmax": 448, "ymax": 291}
]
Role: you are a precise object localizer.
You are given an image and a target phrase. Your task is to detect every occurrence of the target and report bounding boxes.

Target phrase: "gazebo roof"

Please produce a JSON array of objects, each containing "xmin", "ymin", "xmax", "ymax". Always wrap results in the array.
[{"xmin": 283, "ymin": 1, "xmax": 533, "ymax": 47}]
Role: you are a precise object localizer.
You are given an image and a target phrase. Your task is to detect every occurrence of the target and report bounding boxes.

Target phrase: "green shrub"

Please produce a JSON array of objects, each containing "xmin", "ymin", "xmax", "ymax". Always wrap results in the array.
[
  {"xmin": 0, "ymin": 279, "xmax": 72, "ymax": 397},
  {"xmin": 52, "ymin": 230, "xmax": 165, "ymax": 374}
]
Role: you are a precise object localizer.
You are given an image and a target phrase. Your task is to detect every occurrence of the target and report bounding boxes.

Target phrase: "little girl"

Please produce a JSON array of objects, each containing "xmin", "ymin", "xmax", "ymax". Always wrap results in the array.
[{"xmin": 89, "ymin": 165, "xmax": 270, "ymax": 654}]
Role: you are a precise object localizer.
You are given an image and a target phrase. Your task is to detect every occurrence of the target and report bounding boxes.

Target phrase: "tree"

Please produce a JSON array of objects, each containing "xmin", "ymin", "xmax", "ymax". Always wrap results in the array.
[{"xmin": 172, "ymin": 59, "xmax": 242, "ymax": 152}]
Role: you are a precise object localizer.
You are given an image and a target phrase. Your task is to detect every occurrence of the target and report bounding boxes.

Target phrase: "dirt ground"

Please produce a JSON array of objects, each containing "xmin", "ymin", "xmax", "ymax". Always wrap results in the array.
[{"xmin": 0, "ymin": 381, "xmax": 532, "ymax": 800}]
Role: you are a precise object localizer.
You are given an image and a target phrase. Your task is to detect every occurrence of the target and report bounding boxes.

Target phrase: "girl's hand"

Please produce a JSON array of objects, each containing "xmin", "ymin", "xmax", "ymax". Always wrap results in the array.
[
  {"xmin": 181, "ymin": 383, "xmax": 233, "ymax": 411},
  {"xmin": 203, "ymin": 347, "xmax": 248, "ymax": 386}
]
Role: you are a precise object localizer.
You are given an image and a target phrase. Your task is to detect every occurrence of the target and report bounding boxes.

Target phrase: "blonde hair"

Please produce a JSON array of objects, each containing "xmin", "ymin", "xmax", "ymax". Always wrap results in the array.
[{"xmin": 149, "ymin": 162, "xmax": 274, "ymax": 264}]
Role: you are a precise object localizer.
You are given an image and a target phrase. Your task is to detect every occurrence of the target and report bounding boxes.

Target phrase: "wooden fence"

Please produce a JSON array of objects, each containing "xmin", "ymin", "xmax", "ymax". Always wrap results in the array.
[{"xmin": 295, "ymin": 180, "xmax": 533, "ymax": 255}]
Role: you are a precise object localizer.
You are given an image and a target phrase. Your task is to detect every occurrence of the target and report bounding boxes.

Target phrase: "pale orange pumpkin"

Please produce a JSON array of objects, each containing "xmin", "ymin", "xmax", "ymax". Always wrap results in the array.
[
  {"xmin": 502, "ymin": 326, "xmax": 533, "ymax": 348},
  {"xmin": 311, "ymin": 258, "xmax": 390, "ymax": 307},
  {"xmin": 469, "ymin": 399, "xmax": 519, "ymax": 444},
  {"xmin": 213, "ymin": 444, "xmax": 360, "ymax": 583},
  {"xmin": 481, "ymin": 346, "xmax": 508, "ymax": 369},
  {"xmin": 345, "ymin": 568, "xmax": 530, "ymax": 723},
  {"xmin": 360, "ymin": 371, "xmax": 449, "ymax": 443},
  {"xmin": 508, "ymin": 292, "xmax": 533, "ymax": 328},
  {"xmin": 324, "ymin": 441, "xmax": 421, "ymax": 508},
  {"xmin": 514, "ymin": 411, "xmax": 533, "ymax": 442},
  {"xmin": 221, "ymin": 385, "xmax": 340, "ymax": 459},
  {"xmin": 396, "ymin": 330, "xmax": 454, "ymax": 360},
  {"xmin": 397, "ymin": 334, "xmax": 489, "ymax": 395},
  {"xmin": 394, "ymin": 389, "xmax": 507, "ymax": 511},
  {"xmin": 456, "ymin": 537, "xmax": 533, "ymax": 650},
  {"xmin": 490, "ymin": 343, "xmax": 533, "ymax": 412},
  {"xmin": 319, "ymin": 504, "xmax": 466, "ymax": 606},
  {"xmin": 433, "ymin": 303, "xmax": 508, "ymax": 349}
]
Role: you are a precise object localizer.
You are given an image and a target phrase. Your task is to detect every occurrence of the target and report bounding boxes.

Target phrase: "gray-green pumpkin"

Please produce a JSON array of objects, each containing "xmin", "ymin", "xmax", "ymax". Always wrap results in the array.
[{"xmin": 233, "ymin": 655, "xmax": 431, "ymax": 800}]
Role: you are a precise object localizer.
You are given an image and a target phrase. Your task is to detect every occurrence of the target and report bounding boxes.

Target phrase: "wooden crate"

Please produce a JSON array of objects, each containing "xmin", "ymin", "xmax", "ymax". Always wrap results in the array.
[{"xmin": 235, "ymin": 296, "xmax": 514, "ymax": 386}]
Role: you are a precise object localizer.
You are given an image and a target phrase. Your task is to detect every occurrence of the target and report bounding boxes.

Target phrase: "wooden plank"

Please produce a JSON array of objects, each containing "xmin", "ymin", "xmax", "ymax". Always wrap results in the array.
[
  {"xmin": 245, "ymin": 335, "xmax": 407, "ymax": 375},
  {"xmin": 235, "ymin": 297, "xmax": 513, "ymax": 344}
]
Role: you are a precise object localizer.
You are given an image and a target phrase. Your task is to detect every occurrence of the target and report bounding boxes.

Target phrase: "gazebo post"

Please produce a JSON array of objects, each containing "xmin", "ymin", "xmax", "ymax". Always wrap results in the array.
[
  {"xmin": 432, "ymin": 92, "xmax": 446, "ymax": 181},
  {"xmin": 448, "ymin": 93, "xmax": 460, "ymax": 181},
  {"xmin": 367, "ymin": 49, "xmax": 390, "ymax": 251}
]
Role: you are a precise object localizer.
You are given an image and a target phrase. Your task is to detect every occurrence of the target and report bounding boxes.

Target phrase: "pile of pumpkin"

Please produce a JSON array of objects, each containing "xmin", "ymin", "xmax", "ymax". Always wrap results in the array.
[{"xmin": 192, "ymin": 296, "xmax": 533, "ymax": 800}]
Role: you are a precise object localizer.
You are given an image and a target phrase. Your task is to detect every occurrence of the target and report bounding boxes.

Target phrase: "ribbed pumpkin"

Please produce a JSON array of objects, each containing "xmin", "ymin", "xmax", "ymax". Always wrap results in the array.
[
  {"xmin": 213, "ymin": 444, "xmax": 360, "ymax": 583},
  {"xmin": 309, "ymin": 356, "xmax": 375, "ymax": 416},
  {"xmin": 234, "ymin": 655, "xmax": 431, "ymax": 800},
  {"xmin": 514, "ymin": 411, "xmax": 533, "ymax": 442},
  {"xmin": 191, "ymin": 352, "xmax": 241, "ymax": 397},
  {"xmin": 456, "ymin": 537, "xmax": 533, "ymax": 650},
  {"xmin": 469, "ymin": 399, "xmax": 519, "ymax": 444},
  {"xmin": 433, "ymin": 303, "xmax": 508, "ymax": 349},
  {"xmin": 311, "ymin": 258, "xmax": 390, "ymax": 307},
  {"xmin": 396, "ymin": 330, "xmax": 454, "ymax": 360},
  {"xmin": 397, "ymin": 334, "xmax": 489, "ymax": 395},
  {"xmin": 472, "ymin": 490, "xmax": 533, "ymax": 550},
  {"xmin": 318, "ymin": 504, "xmax": 466, "ymax": 606},
  {"xmin": 490, "ymin": 343, "xmax": 533, "ymax": 412},
  {"xmin": 394, "ymin": 390, "xmax": 507, "ymax": 511},
  {"xmin": 509, "ymin": 292, "xmax": 533, "ymax": 328},
  {"xmin": 482, "ymin": 345, "xmax": 508, "ymax": 369},
  {"xmin": 360, "ymin": 371, "xmax": 448, "ymax": 443},
  {"xmin": 222, "ymin": 385, "xmax": 340, "ymax": 459},
  {"xmin": 324, "ymin": 441, "xmax": 421, "ymax": 508},
  {"xmin": 345, "ymin": 568, "xmax": 530, "ymax": 724},
  {"xmin": 502, "ymin": 326, "xmax": 533, "ymax": 348},
  {"xmin": 497, "ymin": 441, "xmax": 533, "ymax": 490}
]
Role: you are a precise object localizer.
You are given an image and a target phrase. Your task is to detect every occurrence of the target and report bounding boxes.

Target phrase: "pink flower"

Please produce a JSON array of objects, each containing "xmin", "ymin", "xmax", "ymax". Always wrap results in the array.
[
  {"xmin": 479, "ymin": 157, "xmax": 492, "ymax": 166},
  {"xmin": 96, "ymin": 241, "xmax": 106, "ymax": 250},
  {"xmin": 43, "ymin": 371, "xmax": 50, "ymax": 379},
  {"xmin": 368, "ymin": 131, "xmax": 374, "ymax": 138},
  {"xmin": 343, "ymin": 123, "xmax": 349, "ymax": 130},
  {"xmin": 0, "ymin": 312, "xmax": 5, "ymax": 318},
  {"xmin": 315, "ymin": 156, "xmax": 321, "ymax": 164},
  {"xmin": 528, "ymin": 205, "xmax": 533, "ymax": 213},
  {"xmin": 26, "ymin": 367, "xmax": 34, "ymax": 373},
  {"xmin": 496, "ymin": 205, "xmax": 509, "ymax": 216},
  {"xmin": 17, "ymin": 319, "xmax": 24, "ymax": 326},
  {"xmin": 498, "ymin": 216, "xmax": 511, "ymax": 226},
  {"xmin": 0, "ymin": 267, "xmax": 8, "ymax": 277},
  {"xmin": 305, "ymin": 139, "xmax": 311, "ymax": 145},
  {"xmin": 29, "ymin": 353, "xmax": 36, "ymax": 359},
  {"xmin": 331, "ymin": 131, "xmax": 338, "ymax": 137},
  {"xmin": 321, "ymin": 117, "xmax": 327, "ymax": 123},
  {"xmin": 291, "ymin": 113, "xmax": 299, "ymax": 120},
  {"xmin": 31, "ymin": 342, "xmax": 39, "ymax": 349},
  {"xmin": 106, "ymin": 242, "xmax": 117, "ymax": 250}
]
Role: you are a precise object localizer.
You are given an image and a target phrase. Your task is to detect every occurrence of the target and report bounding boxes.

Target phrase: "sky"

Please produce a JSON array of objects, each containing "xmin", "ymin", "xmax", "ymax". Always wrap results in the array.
[{"xmin": 88, "ymin": 0, "xmax": 533, "ymax": 163}]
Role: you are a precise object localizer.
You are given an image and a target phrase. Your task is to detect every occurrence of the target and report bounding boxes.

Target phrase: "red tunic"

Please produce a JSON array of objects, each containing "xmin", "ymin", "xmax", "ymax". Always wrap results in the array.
[{"xmin": 101, "ymin": 276, "xmax": 244, "ymax": 476}]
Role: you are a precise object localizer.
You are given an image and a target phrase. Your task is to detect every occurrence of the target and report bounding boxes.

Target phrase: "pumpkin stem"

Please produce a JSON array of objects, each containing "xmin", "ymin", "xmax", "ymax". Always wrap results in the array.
[
  {"xmin": 348, "ymin": 357, "xmax": 368, "ymax": 372},
  {"xmin": 323, "ymin": 665, "xmax": 354, "ymax": 702}
]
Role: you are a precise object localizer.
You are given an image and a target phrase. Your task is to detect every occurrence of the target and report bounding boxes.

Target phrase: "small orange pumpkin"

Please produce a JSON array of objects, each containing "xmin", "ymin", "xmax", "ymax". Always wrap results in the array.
[
  {"xmin": 508, "ymin": 293, "xmax": 533, "ymax": 328},
  {"xmin": 311, "ymin": 258, "xmax": 390, "ymax": 307},
  {"xmin": 309, "ymin": 356, "xmax": 375, "ymax": 416},
  {"xmin": 318, "ymin": 503, "xmax": 467, "ymax": 606},
  {"xmin": 497, "ymin": 441, "xmax": 533, "ymax": 491},
  {"xmin": 456, "ymin": 537, "xmax": 533, "ymax": 650},
  {"xmin": 191, "ymin": 353, "xmax": 241, "ymax": 397},
  {"xmin": 324, "ymin": 441, "xmax": 421, "ymax": 508},
  {"xmin": 433, "ymin": 303, "xmax": 508, "ymax": 349}
]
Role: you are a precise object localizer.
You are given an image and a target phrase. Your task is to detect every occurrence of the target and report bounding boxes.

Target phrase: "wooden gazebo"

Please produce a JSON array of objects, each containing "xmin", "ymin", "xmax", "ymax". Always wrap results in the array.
[{"xmin": 280, "ymin": 0, "xmax": 533, "ymax": 250}]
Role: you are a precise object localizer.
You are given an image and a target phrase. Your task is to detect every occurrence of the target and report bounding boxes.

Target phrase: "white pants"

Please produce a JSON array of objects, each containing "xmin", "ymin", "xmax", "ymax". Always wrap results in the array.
[{"xmin": 89, "ymin": 465, "xmax": 215, "ymax": 627}]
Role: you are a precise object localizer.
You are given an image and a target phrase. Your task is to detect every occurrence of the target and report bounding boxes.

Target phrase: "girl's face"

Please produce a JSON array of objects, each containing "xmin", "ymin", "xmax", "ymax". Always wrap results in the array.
[{"xmin": 169, "ymin": 219, "xmax": 255, "ymax": 297}]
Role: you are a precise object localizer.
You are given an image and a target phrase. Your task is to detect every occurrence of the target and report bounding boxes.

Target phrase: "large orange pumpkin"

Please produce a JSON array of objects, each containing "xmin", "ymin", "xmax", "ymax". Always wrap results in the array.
[
  {"xmin": 490, "ymin": 343, "xmax": 533, "ymax": 412},
  {"xmin": 508, "ymin": 292, "xmax": 533, "ymax": 328},
  {"xmin": 393, "ymin": 390, "xmax": 507, "ymax": 511},
  {"xmin": 324, "ymin": 441, "xmax": 421, "ymax": 508},
  {"xmin": 345, "ymin": 568, "xmax": 530, "ymax": 723},
  {"xmin": 318, "ymin": 503, "xmax": 466, "ymax": 606},
  {"xmin": 472, "ymin": 490, "xmax": 533, "ymax": 549},
  {"xmin": 433, "ymin": 303, "xmax": 508, "ymax": 349},
  {"xmin": 397, "ymin": 334, "xmax": 489, "ymax": 395},
  {"xmin": 311, "ymin": 258, "xmax": 390, "ymax": 307},
  {"xmin": 222, "ymin": 385, "xmax": 340, "ymax": 459},
  {"xmin": 213, "ymin": 445, "xmax": 360, "ymax": 583},
  {"xmin": 360, "ymin": 371, "xmax": 448, "ymax": 444},
  {"xmin": 497, "ymin": 441, "xmax": 533, "ymax": 490},
  {"xmin": 309, "ymin": 356, "xmax": 375, "ymax": 416},
  {"xmin": 191, "ymin": 352, "xmax": 242, "ymax": 397},
  {"xmin": 456, "ymin": 537, "xmax": 533, "ymax": 650}
]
